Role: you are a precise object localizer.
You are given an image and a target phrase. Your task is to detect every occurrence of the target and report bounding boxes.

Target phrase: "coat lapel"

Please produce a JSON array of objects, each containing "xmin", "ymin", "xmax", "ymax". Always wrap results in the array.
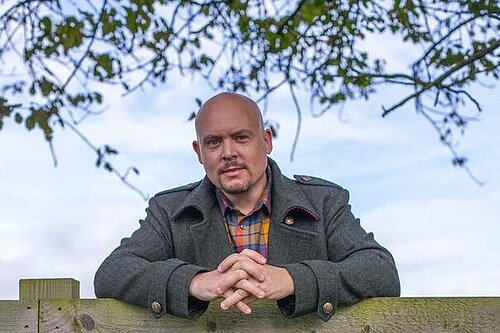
[
  {"xmin": 190, "ymin": 209, "xmax": 233, "ymax": 269},
  {"xmin": 267, "ymin": 158, "xmax": 322, "ymax": 265}
]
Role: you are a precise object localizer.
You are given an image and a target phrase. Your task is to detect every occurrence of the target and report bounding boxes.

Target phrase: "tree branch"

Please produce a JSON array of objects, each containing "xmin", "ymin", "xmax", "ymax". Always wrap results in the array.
[
  {"xmin": 288, "ymin": 81, "xmax": 302, "ymax": 162},
  {"xmin": 60, "ymin": 116, "xmax": 148, "ymax": 200},
  {"xmin": 382, "ymin": 39, "xmax": 500, "ymax": 117}
]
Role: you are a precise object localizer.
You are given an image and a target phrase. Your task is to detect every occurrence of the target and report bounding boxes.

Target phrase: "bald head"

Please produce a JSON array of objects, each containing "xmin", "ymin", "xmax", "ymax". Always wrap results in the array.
[{"xmin": 195, "ymin": 92, "xmax": 264, "ymax": 136}]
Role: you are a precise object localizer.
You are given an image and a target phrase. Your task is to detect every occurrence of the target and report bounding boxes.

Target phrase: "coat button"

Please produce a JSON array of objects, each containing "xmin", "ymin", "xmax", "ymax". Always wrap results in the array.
[
  {"xmin": 284, "ymin": 216, "xmax": 294, "ymax": 225},
  {"xmin": 300, "ymin": 176, "xmax": 312, "ymax": 182},
  {"xmin": 322, "ymin": 302, "xmax": 334, "ymax": 315},
  {"xmin": 151, "ymin": 301, "xmax": 162, "ymax": 314}
]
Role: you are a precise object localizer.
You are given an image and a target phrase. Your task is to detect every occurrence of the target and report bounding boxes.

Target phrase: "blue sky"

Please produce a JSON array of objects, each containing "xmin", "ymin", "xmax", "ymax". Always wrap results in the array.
[{"xmin": 1, "ymin": 19, "xmax": 499, "ymax": 300}]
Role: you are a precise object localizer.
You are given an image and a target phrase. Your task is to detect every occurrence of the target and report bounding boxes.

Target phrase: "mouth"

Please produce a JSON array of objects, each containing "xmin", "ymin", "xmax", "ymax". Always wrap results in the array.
[{"xmin": 220, "ymin": 165, "xmax": 245, "ymax": 175}]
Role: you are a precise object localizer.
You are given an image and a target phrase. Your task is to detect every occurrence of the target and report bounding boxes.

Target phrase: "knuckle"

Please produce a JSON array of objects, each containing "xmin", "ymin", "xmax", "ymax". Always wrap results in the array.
[
  {"xmin": 236, "ymin": 289, "xmax": 249, "ymax": 298},
  {"xmin": 237, "ymin": 269, "xmax": 248, "ymax": 280}
]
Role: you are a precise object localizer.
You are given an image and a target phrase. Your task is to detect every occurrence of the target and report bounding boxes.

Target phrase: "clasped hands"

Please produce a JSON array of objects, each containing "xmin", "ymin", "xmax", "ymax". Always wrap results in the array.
[{"xmin": 188, "ymin": 249, "xmax": 294, "ymax": 314}]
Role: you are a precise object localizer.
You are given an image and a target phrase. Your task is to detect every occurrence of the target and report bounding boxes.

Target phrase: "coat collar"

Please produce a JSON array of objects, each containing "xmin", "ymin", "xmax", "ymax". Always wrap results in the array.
[
  {"xmin": 171, "ymin": 157, "xmax": 319, "ymax": 222},
  {"xmin": 268, "ymin": 158, "xmax": 320, "ymax": 222}
]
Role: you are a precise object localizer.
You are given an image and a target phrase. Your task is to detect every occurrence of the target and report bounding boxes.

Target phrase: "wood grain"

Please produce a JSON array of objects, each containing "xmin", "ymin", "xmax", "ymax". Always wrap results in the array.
[
  {"xmin": 0, "ymin": 300, "xmax": 38, "ymax": 333},
  {"xmin": 32, "ymin": 297, "xmax": 500, "ymax": 333},
  {"xmin": 19, "ymin": 278, "xmax": 80, "ymax": 300}
]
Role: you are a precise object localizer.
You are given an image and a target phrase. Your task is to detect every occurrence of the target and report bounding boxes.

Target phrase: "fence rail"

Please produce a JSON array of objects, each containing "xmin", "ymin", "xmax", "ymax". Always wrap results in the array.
[{"xmin": 0, "ymin": 279, "xmax": 499, "ymax": 332}]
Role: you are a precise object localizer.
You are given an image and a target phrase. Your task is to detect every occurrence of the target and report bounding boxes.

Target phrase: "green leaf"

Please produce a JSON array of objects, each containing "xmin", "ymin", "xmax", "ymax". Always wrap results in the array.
[
  {"xmin": 26, "ymin": 115, "xmax": 35, "ymax": 130},
  {"xmin": 0, "ymin": 98, "xmax": 12, "ymax": 115},
  {"xmin": 39, "ymin": 79, "xmax": 54, "ymax": 96},
  {"xmin": 96, "ymin": 54, "xmax": 114, "ymax": 77},
  {"xmin": 40, "ymin": 16, "xmax": 52, "ymax": 33},
  {"xmin": 331, "ymin": 92, "xmax": 346, "ymax": 103},
  {"xmin": 14, "ymin": 113, "xmax": 23, "ymax": 124},
  {"xmin": 125, "ymin": 8, "xmax": 139, "ymax": 33},
  {"xmin": 300, "ymin": 0, "xmax": 324, "ymax": 24},
  {"xmin": 55, "ymin": 16, "xmax": 84, "ymax": 54}
]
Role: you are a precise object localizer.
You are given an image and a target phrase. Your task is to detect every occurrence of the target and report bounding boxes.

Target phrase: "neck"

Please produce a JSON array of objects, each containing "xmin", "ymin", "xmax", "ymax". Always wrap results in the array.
[{"xmin": 224, "ymin": 191, "xmax": 261, "ymax": 215}]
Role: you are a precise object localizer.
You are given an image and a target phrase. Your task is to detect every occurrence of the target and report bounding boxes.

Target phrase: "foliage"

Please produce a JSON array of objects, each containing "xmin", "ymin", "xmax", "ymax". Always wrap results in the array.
[{"xmin": 1, "ymin": 0, "xmax": 499, "ymax": 194}]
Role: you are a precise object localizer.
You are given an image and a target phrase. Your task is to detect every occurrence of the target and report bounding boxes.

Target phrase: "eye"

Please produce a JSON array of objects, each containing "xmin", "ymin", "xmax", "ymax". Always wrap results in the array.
[
  {"xmin": 205, "ymin": 138, "xmax": 221, "ymax": 148},
  {"xmin": 235, "ymin": 135, "xmax": 250, "ymax": 143}
]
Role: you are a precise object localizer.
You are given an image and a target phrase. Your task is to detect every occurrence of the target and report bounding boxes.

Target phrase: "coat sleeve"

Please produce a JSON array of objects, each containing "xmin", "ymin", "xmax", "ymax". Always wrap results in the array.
[
  {"xmin": 279, "ymin": 188, "xmax": 400, "ymax": 321},
  {"xmin": 93, "ymin": 196, "xmax": 209, "ymax": 319}
]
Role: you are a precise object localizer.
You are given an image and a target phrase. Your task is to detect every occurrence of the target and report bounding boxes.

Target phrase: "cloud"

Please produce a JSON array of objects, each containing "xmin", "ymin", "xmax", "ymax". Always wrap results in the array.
[
  {"xmin": 1, "ymin": 28, "xmax": 499, "ymax": 304},
  {"xmin": 362, "ymin": 191, "xmax": 500, "ymax": 296}
]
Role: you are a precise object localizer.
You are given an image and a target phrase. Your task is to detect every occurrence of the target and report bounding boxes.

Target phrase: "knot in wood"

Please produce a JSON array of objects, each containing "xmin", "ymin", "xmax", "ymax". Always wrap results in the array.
[
  {"xmin": 79, "ymin": 313, "xmax": 95, "ymax": 331},
  {"xmin": 207, "ymin": 320, "xmax": 217, "ymax": 332}
]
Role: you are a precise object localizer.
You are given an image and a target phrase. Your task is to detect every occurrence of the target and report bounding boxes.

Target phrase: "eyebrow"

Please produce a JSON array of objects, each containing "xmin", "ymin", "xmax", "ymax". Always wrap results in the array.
[
  {"xmin": 231, "ymin": 129, "xmax": 253, "ymax": 137},
  {"xmin": 202, "ymin": 129, "xmax": 253, "ymax": 142},
  {"xmin": 202, "ymin": 135, "xmax": 220, "ymax": 144}
]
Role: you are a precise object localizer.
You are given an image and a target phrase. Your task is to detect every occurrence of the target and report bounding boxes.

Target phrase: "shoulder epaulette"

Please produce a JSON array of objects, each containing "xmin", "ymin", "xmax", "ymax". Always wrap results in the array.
[
  {"xmin": 293, "ymin": 175, "xmax": 342, "ymax": 189},
  {"xmin": 154, "ymin": 180, "xmax": 201, "ymax": 197}
]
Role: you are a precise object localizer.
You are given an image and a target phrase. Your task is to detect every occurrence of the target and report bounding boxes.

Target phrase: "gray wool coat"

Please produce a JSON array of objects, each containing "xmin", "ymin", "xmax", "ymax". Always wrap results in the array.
[{"xmin": 94, "ymin": 158, "xmax": 400, "ymax": 321}]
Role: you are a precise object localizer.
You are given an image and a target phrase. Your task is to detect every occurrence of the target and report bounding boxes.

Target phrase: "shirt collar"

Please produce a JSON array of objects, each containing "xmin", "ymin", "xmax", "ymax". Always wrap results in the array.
[{"xmin": 216, "ymin": 167, "xmax": 272, "ymax": 216}]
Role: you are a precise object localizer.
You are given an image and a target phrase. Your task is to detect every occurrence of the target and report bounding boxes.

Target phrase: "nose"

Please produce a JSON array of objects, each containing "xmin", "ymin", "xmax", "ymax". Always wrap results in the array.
[{"xmin": 221, "ymin": 140, "xmax": 236, "ymax": 160}]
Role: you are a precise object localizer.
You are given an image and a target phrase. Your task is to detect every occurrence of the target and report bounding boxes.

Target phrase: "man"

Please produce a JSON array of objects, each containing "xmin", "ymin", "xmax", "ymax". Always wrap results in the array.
[{"xmin": 94, "ymin": 92, "xmax": 400, "ymax": 321}]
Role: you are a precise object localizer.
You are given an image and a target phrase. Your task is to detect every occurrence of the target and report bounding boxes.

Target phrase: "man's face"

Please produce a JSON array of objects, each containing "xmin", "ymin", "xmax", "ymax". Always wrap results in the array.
[{"xmin": 192, "ymin": 94, "xmax": 272, "ymax": 197}]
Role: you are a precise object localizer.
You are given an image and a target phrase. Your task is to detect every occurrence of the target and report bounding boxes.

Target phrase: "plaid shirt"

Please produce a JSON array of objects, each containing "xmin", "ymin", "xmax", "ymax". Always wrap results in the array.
[{"xmin": 216, "ymin": 172, "xmax": 272, "ymax": 258}]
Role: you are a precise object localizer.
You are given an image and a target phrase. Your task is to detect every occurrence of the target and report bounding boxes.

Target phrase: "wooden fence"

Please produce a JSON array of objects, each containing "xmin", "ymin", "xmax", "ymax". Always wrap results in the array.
[{"xmin": 0, "ymin": 278, "xmax": 499, "ymax": 332}]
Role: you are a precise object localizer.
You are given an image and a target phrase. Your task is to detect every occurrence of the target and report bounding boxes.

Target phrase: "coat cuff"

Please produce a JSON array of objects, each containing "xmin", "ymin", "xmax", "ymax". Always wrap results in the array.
[
  {"xmin": 278, "ymin": 263, "xmax": 318, "ymax": 318},
  {"xmin": 166, "ymin": 262, "xmax": 209, "ymax": 319},
  {"xmin": 303, "ymin": 260, "xmax": 339, "ymax": 321}
]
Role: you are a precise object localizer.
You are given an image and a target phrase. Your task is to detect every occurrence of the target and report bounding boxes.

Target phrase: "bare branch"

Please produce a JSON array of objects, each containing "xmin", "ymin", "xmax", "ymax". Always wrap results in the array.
[
  {"xmin": 288, "ymin": 81, "xmax": 302, "ymax": 162},
  {"xmin": 60, "ymin": 116, "xmax": 148, "ymax": 200}
]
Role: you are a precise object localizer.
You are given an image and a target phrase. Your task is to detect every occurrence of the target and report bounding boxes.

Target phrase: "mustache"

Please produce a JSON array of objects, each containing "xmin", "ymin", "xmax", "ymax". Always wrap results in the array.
[{"xmin": 219, "ymin": 162, "xmax": 246, "ymax": 174}]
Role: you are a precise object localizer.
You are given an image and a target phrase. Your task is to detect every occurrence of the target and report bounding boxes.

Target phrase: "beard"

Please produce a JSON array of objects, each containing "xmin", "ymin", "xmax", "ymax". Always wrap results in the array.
[
  {"xmin": 220, "ymin": 178, "xmax": 251, "ymax": 194},
  {"xmin": 217, "ymin": 162, "xmax": 252, "ymax": 194}
]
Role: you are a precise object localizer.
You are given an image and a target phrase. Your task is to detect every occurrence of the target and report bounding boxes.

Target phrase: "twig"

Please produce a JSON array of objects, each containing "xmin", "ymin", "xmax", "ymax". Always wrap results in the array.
[
  {"xmin": 60, "ymin": 116, "xmax": 149, "ymax": 200},
  {"xmin": 382, "ymin": 40, "xmax": 500, "ymax": 117},
  {"xmin": 288, "ymin": 81, "xmax": 302, "ymax": 162}
]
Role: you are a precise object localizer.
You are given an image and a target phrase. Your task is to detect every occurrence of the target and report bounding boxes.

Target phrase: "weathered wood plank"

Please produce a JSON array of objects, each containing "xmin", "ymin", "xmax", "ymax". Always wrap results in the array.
[
  {"xmin": 0, "ymin": 300, "xmax": 38, "ymax": 333},
  {"xmin": 19, "ymin": 278, "xmax": 80, "ymax": 300},
  {"xmin": 38, "ymin": 297, "xmax": 500, "ymax": 333}
]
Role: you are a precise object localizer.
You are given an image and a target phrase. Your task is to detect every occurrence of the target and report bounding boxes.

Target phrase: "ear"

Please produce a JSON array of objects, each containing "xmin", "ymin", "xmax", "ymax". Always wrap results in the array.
[
  {"xmin": 263, "ymin": 129, "xmax": 273, "ymax": 154},
  {"xmin": 192, "ymin": 140, "xmax": 203, "ymax": 164}
]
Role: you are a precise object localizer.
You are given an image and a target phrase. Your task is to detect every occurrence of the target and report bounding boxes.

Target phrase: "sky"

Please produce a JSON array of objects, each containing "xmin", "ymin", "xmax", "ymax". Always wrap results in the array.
[{"xmin": 1, "ymin": 14, "xmax": 499, "ymax": 300}]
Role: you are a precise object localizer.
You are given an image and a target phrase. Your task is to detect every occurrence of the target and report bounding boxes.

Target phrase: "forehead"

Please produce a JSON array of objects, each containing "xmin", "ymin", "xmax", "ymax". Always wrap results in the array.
[{"xmin": 195, "ymin": 95, "xmax": 262, "ymax": 135}]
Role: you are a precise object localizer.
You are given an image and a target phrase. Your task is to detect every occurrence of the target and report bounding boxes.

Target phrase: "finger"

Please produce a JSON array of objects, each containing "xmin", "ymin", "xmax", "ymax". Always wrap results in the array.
[
  {"xmin": 218, "ymin": 250, "xmax": 266, "ymax": 273},
  {"xmin": 221, "ymin": 290, "xmax": 252, "ymax": 314},
  {"xmin": 235, "ymin": 300, "xmax": 252, "ymax": 315},
  {"xmin": 241, "ymin": 294, "xmax": 258, "ymax": 305},
  {"xmin": 217, "ymin": 253, "xmax": 244, "ymax": 272},
  {"xmin": 218, "ymin": 257, "xmax": 266, "ymax": 282},
  {"xmin": 232, "ymin": 260, "xmax": 266, "ymax": 282},
  {"xmin": 240, "ymin": 249, "xmax": 267, "ymax": 264},
  {"xmin": 234, "ymin": 278, "xmax": 265, "ymax": 299},
  {"xmin": 221, "ymin": 289, "xmax": 251, "ymax": 311},
  {"xmin": 216, "ymin": 269, "xmax": 249, "ymax": 294}
]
